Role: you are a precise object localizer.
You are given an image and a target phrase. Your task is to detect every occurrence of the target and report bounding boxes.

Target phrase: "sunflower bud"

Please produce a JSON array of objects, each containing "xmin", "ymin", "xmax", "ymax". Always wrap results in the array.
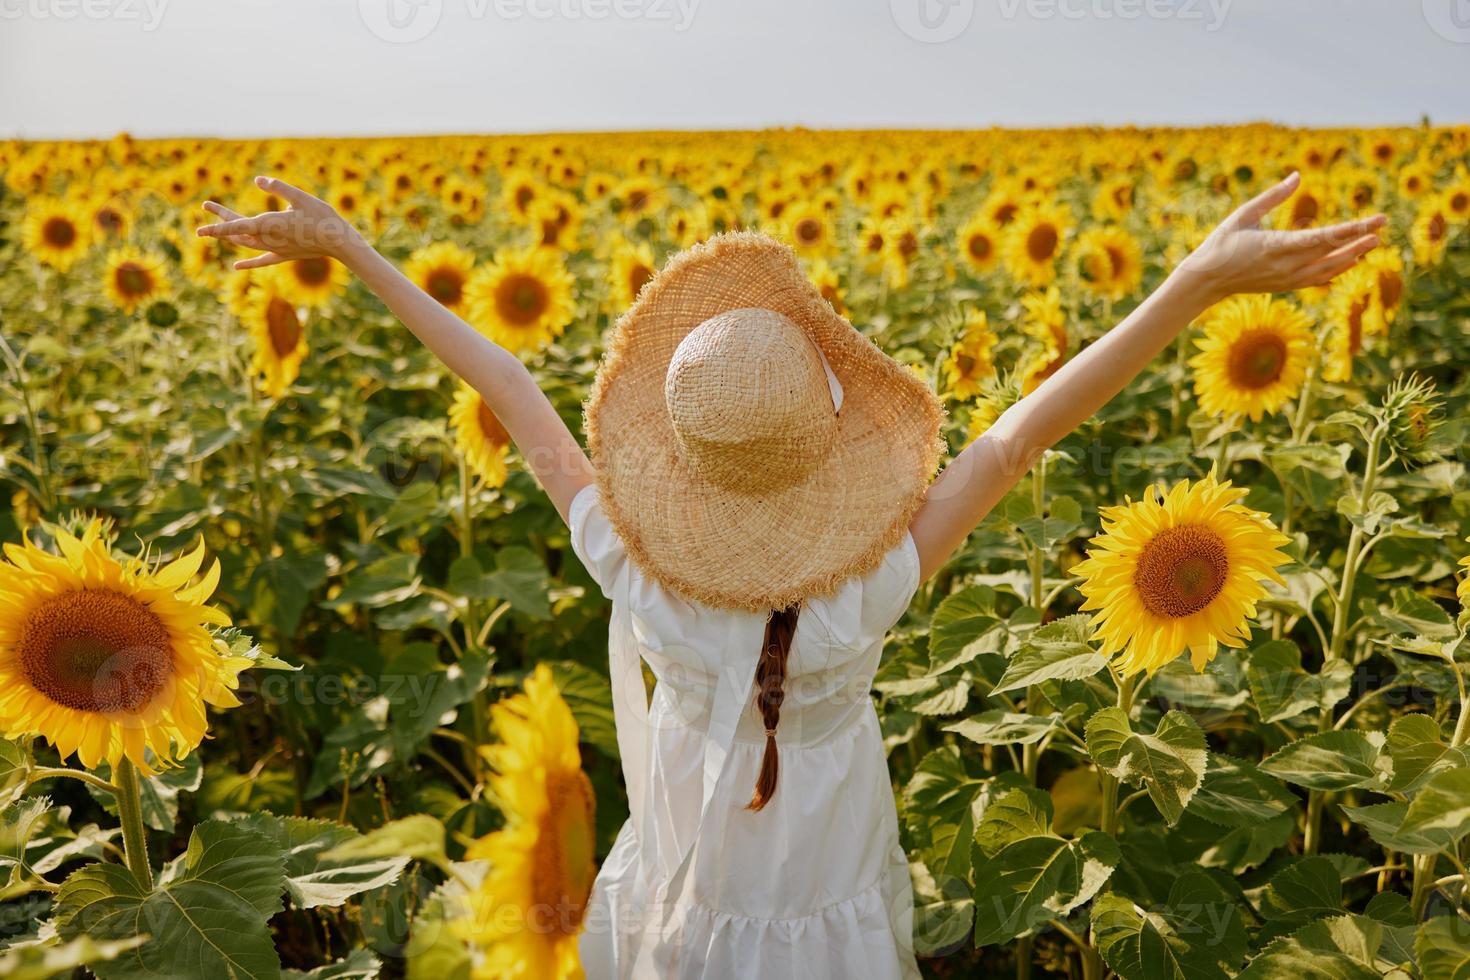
[{"xmin": 1382, "ymin": 373, "xmax": 1444, "ymax": 467}]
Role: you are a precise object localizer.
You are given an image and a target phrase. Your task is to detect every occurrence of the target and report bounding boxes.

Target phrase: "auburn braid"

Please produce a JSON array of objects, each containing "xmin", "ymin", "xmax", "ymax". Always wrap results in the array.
[{"xmin": 747, "ymin": 604, "xmax": 800, "ymax": 811}]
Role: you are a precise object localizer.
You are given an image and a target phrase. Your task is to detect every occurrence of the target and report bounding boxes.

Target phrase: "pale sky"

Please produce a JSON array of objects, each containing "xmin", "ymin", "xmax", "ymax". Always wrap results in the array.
[{"xmin": 2, "ymin": 0, "xmax": 1468, "ymax": 139}]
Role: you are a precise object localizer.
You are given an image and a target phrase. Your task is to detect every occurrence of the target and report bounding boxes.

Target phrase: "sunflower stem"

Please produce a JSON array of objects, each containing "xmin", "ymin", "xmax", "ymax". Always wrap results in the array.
[
  {"xmin": 1304, "ymin": 423, "xmax": 1386, "ymax": 856},
  {"xmin": 114, "ymin": 758, "xmax": 154, "ymax": 890},
  {"xmin": 27, "ymin": 767, "xmax": 118, "ymax": 795},
  {"xmin": 1029, "ymin": 453, "xmax": 1048, "ymax": 613}
]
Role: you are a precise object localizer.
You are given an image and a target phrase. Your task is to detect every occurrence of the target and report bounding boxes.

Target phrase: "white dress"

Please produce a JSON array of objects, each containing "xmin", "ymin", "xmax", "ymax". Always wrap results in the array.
[{"xmin": 569, "ymin": 484, "xmax": 923, "ymax": 980}]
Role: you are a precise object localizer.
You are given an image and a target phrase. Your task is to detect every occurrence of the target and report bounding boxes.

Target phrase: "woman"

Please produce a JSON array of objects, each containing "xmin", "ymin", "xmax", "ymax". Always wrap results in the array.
[{"xmin": 199, "ymin": 172, "xmax": 1382, "ymax": 978}]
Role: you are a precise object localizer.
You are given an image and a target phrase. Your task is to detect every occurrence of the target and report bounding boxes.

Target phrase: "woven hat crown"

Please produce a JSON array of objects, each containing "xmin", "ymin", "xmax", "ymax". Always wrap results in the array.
[{"xmin": 664, "ymin": 308, "xmax": 838, "ymax": 495}]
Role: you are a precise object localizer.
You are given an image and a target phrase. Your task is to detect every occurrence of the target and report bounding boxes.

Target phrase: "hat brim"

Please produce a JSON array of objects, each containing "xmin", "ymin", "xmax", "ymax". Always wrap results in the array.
[{"xmin": 585, "ymin": 232, "xmax": 946, "ymax": 612}]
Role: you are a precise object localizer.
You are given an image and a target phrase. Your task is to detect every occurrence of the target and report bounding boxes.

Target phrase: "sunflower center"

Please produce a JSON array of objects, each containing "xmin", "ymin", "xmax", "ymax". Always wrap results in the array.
[
  {"xmin": 425, "ymin": 268, "xmax": 464, "ymax": 306},
  {"xmin": 1345, "ymin": 297, "xmax": 1368, "ymax": 355},
  {"xmin": 1133, "ymin": 524, "xmax": 1230, "ymax": 619},
  {"xmin": 1226, "ymin": 329, "xmax": 1288, "ymax": 390},
  {"xmin": 115, "ymin": 262, "xmax": 151, "ymax": 298},
  {"xmin": 476, "ymin": 401, "xmax": 510, "ymax": 448},
  {"xmin": 1026, "ymin": 224, "xmax": 1059, "ymax": 263},
  {"xmin": 96, "ymin": 208, "xmax": 124, "ymax": 236},
  {"xmin": 795, "ymin": 218, "xmax": 822, "ymax": 245},
  {"xmin": 967, "ymin": 233, "xmax": 992, "ymax": 261},
  {"xmin": 494, "ymin": 274, "xmax": 550, "ymax": 327},
  {"xmin": 42, "ymin": 217, "xmax": 77, "ymax": 249},
  {"xmin": 266, "ymin": 296, "xmax": 302, "ymax": 356},
  {"xmin": 995, "ymin": 203, "xmax": 1019, "ymax": 225},
  {"xmin": 1378, "ymin": 269, "xmax": 1402, "ymax": 311},
  {"xmin": 294, "ymin": 257, "xmax": 331, "ymax": 287},
  {"xmin": 19, "ymin": 589, "xmax": 172, "ymax": 713},
  {"xmin": 530, "ymin": 769, "xmax": 596, "ymax": 935},
  {"xmin": 628, "ymin": 264, "xmax": 652, "ymax": 298},
  {"xmin": 955, "ymin": 352, "xmax": 976, "ymax": 378}
]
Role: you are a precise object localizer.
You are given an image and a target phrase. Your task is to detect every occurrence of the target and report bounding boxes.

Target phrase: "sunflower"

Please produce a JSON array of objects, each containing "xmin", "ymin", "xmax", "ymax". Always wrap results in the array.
[
  {"xmin": 1003, "ymin": 202, "xmax": 1071, "ymax": 287},
  {"xmin": 277, "ymin": 256, "xmax": 349, "ymax": 310},
  {"xmin": 465, "ymin": 246, "xmax": 576, "ymax": 355},
  {"xmin": 404, "ymin": 242, "xmax": 476, "ymax": 314},
  {"xmin": 1362, "ymin": 247, "xmax": 1405, "ymax": 328},
  {"xmin": 1412, "ymin": 195, "xmax": 1452, "ymax": 267},
  {"xmin": 1020, "ymin": 287, "xmax": 1068, "ymax": 394},
  {"xmin": 103, "ymin": 246, "xmax": 170, "ymax": 314},
  {"xmin": 780, "ymin": 202, "xmax": 835, "ymax": 257},
  {"xmin": 449, "ymin": 384, "xmax": 512, "ymax": 487},
  {"xmin": 807, "ymin": 259, "xmax": 845, "ymax": 314},
  {"xmin": 22, "ymin": 198, "xmax": 91, "ymax": 271},
  {"xmin": 1075, "ymin": 226, "xmax": 1143, "ymax": 300},
  {"xmin": 458, "ymin": 664, "xmax": 595, "ymax": 980},
  {"xmin": 1322, "ymin": 265, "xmax": 1380, "ymax": 384},
  {"xmin": 1091, "ymin": 176, "xmax": 1136, "ymax": 222},
  {"xmin": 942, "ymin": 310, "xmax": 997, "ymax": 401},
  {"xmin": 955, "ymin": 212, "xmax": 1000, "ymax": 275},
  {"xmin": 607, "ymin": 240, "xmax": 655, "ymax": 312},
  {"xmin": 243, "ymin": 271, "xmax": 308, "ymax": 398},
  {"xmin": 1188, "ymin": 295, "xmax": 1312, "ymax": 421},
  {"xmin": 1075, "ymin": 473, "xmax": 1291, "ymax": 676},
  {"xmin": 0, "ymin": 519, "xmax": 252, "ymax": 773}
]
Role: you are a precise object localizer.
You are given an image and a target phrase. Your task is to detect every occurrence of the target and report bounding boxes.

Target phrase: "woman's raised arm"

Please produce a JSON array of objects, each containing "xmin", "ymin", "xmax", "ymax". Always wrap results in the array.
[
  {"xmin": 909, "ymin": 172, "xmax": 1387, "ymax": 581},
  {"xmin": 198, "ymin": 176, "xmax": 594, "ymax": 521}
]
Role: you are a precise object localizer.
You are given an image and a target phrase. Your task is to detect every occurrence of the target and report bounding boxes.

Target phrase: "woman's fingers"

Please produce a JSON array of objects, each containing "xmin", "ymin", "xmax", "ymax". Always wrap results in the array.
[
  {"xmin": 197, "ymin": 216, "xmax": 261, "ymax": 239},
  {"xmin": 1292, "ymin": 233, "xmax": 1380, "ymax": 287},
  {"xmin": 1234, "ymin": 171, "xmax": 1301, "ymax": 227},
  {"xmin": 202, "ymin": 201, "xmax": 244, "ymax": 222},
  {"xmin": 234, "ymin": 252, "xmax": 289, "ymax": 271},
  {"xmin": 1276, "ymin": 214, "xmax": 1386, "ymax": 256},
  {"xmin": 256, "ymin": 175, "xmax": 317, "ymax": 209}
]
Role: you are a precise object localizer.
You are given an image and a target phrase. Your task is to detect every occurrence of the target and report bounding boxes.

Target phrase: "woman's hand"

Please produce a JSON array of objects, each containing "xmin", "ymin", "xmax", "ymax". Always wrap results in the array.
[
  {"xmin": 197, "ymin": 176, "xmax": 363, "ymax": 271},
  {"xmin": 1180, "ymin": 171, "xmax": 1386, "ymax": 305}
]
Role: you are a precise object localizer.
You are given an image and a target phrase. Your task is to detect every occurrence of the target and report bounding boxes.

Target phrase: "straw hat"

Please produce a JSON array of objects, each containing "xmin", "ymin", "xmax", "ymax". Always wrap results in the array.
[{"xmin": 585, "ymin": 232, "xmax": 945, "ymax": 612}]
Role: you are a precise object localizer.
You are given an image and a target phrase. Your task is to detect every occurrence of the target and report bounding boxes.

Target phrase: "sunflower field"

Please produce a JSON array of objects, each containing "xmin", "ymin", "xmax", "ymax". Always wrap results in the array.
[{"xmin": 1, "ymin": 125, "xmax": 1470, "ymax": 979}]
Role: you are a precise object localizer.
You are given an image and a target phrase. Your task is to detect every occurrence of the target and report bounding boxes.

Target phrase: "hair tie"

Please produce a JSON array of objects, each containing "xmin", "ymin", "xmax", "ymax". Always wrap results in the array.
[{"xmin": 764, "ymin": 728, "xmax": 777, "ymax": 738}]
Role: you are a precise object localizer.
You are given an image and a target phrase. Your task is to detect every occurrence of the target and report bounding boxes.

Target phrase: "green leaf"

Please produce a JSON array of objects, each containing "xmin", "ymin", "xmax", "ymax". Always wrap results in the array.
[
  {"xmin": 972, "ymin": 831, "xmax": 1119, "ymax": 946},
  {"xmin": 283, "ymin": 949, "xmax": 383, "ymax": 979},
  {"xmin": 1416, "ymin": 914, "xmax": 1470, "ymax": 980},
  {"xmin": 1338, "ymin": 491, "xmax": 1398, "ymax": 534},
  {"xmin": 250, "ymin": 551, "xmax": 330, "ymax": 636},
  {"xmin": 1260, "ymin": 856, "xmax": 1345, "ymax": 926},
  {"xmin": 1246, "ymin": 640, "xmax": 1353, "ymax": 724},
  {"xmin": 1341, "ymin": 801, "xmax": 1454, "ymax": 855},
  {"xmin": 0, "ymin": 796, "xmax": 53, "ymax": 886},
  {"xmin": 1085, "ymin": 708, "xmax": 1207, "ymax": 825},
  {"xmin": 404, "ymin": 866, "xmax": 482, "ymax": 980},
  {"xmin": 1187, "ymin": 754, "xmax": 1298, "ymax": 828},
  {"xmin": 944, "ymin": 711, "xmax": 1061, "ymax": 747},
  {"xmin": 993, "ymin": 615, "xmax": 1106, "ymax": 693},
  {"xmin": 1259, "ymin": 730, "xmax": 1386, "ymax": 791},
  {"xmin": 1379, "ymin": 587, "xmax": 1459, "ymax": 641},
  {"xmin": 0, "ymin": 739, "xmax": 29, "ymax": 809},
  {"xmin": 928, "ymin": 586, "xmax": 1007, "ymax": 674},
  {"xmin": 1091, "ymin": 872, "xmax": 1247, "ymax": 980},
  {"xmin": 233, "ymin": 814, "xmax": 409, "ymax": 909},
  {"xmin": 1385, "ymin": 713, "xmax": 1466, "ymax": 794},
  {"xmin": 974, "ymin": 786, "xmax": 1055, "ymax": 857},
  {"xmin": 325, "ymin": 552, "xmax": 421, "ymax": 609},
  {"xmin": 321, "ymin": 814, "xmax": 447, "ymax": 869},
  {"xmin": 1399, "ymin": 768, "xmax": 1470, "ymax": 847},
  {"xmin": 56, "ymin": 819, "xmax": 287, "ymax": 980},
  {"xmin": 1240, "ymin": 915, "xmax": 1388, "ymax": 979},
  {"xmin": 0, "ymin": 936, "xmax": 148, "ymax": 980},
  {"xmin": 452, "ymin": 546, "xmax": 551, "ymax": 619}
]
